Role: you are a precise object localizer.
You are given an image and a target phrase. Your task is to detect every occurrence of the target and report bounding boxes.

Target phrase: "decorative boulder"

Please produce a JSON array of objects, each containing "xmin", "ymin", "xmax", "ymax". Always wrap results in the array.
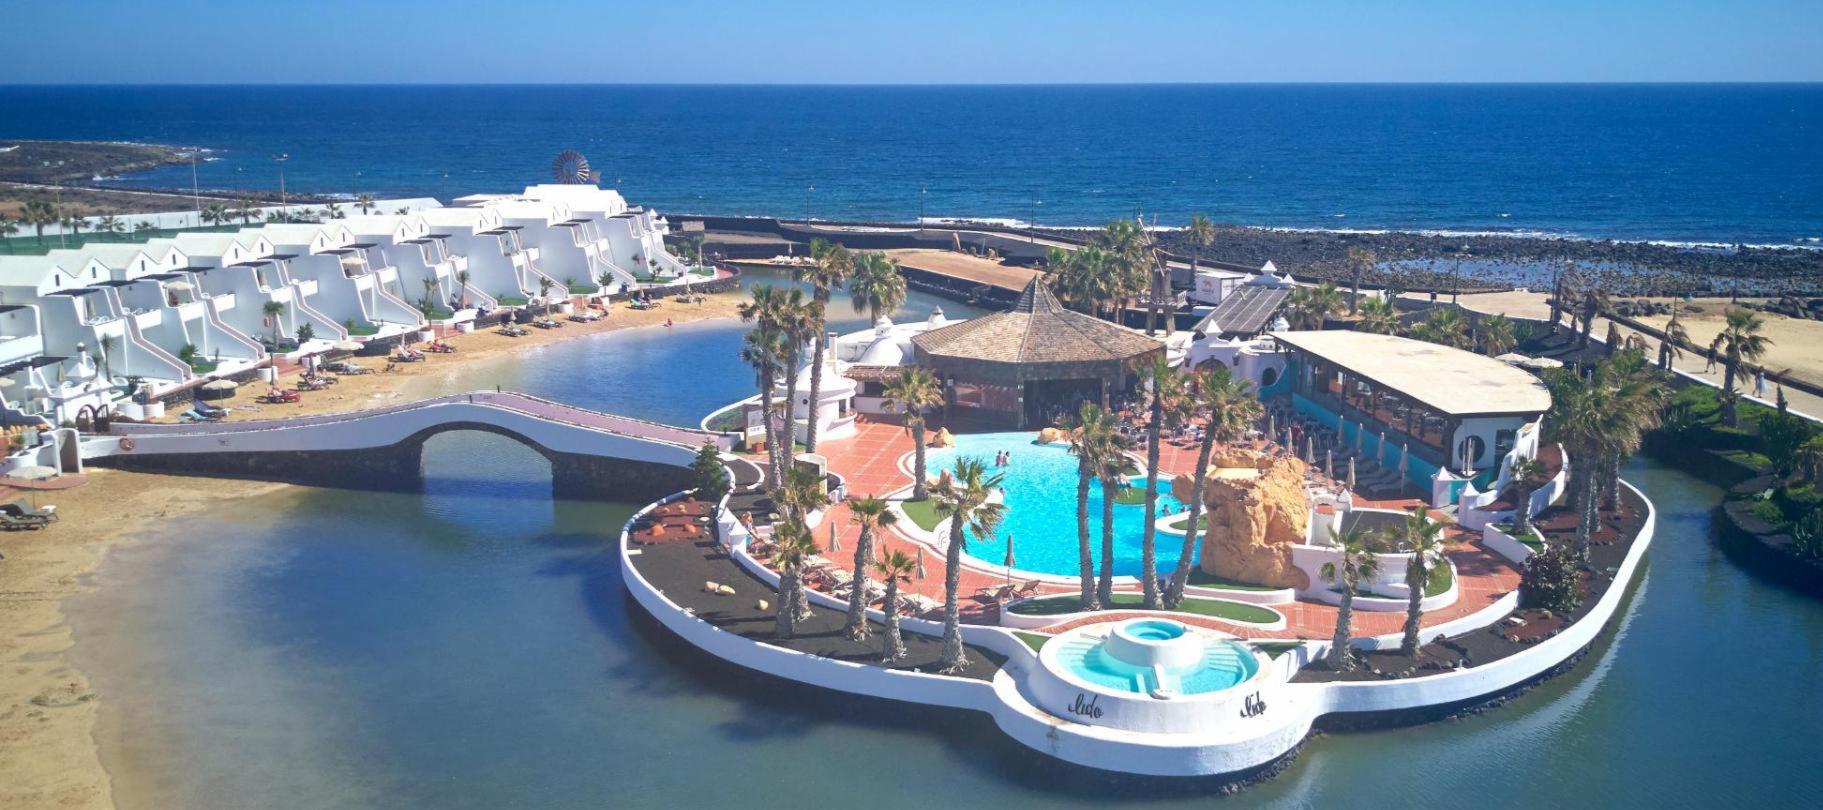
[
  {"xmin": 1172, "ymin": 450, "xmax": 1312, "ymax": 589},
  {"xmin": 1037, "ymin": 427, "xmax": 1064, "ymax": 444},
  {"xmin": 933, "ymin": 427, "xmax": 956, "ymax": 448}
]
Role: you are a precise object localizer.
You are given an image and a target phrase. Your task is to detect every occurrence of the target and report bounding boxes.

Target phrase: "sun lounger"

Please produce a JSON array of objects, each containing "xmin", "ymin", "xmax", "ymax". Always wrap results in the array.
[
  {"xmin": 0, "ymin": 501, "xmax": 55, "ymax": 523},
  {"xmin": 0, "ymin": 512, "xmax": 51, "ymax": 531}
]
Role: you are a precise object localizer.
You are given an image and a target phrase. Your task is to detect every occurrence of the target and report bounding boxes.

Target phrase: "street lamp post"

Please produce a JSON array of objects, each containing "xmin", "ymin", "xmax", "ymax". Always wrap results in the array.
[{"xmin": 271, "ymin": 153, "xmax": 290, "ymax": 221}]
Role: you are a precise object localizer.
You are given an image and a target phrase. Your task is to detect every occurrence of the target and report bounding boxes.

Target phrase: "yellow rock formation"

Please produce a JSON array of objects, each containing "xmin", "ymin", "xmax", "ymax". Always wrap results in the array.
[{"xmin": 1171, "ymin": 450, "xmax": 1312, "ymax": 589}]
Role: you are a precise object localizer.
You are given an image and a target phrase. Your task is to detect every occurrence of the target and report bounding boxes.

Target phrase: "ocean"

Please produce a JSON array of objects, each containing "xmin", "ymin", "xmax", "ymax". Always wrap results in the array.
[{"xmin": 2, "ymin": 84, "xmax": 1820, "ymax": 244}]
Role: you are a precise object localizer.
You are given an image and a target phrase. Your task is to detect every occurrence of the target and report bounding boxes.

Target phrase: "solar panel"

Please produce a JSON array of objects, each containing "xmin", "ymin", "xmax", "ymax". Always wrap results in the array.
[{"xmin": 1201, "ymin": 286, "xmax": 1289, "ymax": 336}]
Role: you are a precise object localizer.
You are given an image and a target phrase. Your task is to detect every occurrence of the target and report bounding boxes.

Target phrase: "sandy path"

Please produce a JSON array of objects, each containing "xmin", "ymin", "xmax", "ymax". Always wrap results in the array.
[{"xmin": 0, "ymin": 290, "xmax": 751, "ymax": 809}]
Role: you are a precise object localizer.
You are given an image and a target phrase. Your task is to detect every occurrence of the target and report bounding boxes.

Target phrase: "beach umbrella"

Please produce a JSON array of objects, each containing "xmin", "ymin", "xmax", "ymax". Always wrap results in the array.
[
  {"xmin": 1266, "ymin": 412, "xmax": 1275, "ymax": 440},
  {"xmin": 1325, "ymin": 448, "xmax": 1334, "ymax": 479},
  {"xmin": 1337, "ymin": 411, "xmax": 1345, "ymax": 438},
  {"xmin": 1003, "ymin": 533, "xmax": 1016, "ymax": 590},
  {"xmin": 1377, "ymin": 430, "xmax": 1386, "ymax": 462},
  {"xmin": 827, "ymin": 521, "xmax": 840, "ymax": 553},
  {"xmin": 163, "ymin": 280, "xmax": 194, "ymax": 292},
  {"xmin": 915, "ymin": 546, "xmax": 927, "ymax": 580},
  {"xmin": 1347, "ymin": 456, "xmax": 1357, "ymax": 491},
  {"xmin": 1398, "ymin": 443, "xmax": 1410, "ymax": 475},
  {"xmin": 198, "ymin": 379, "xmax": 238, "ymax": 401},
  {"xmin": 1305, "ymin": 435, "xmax": 1314, "ymax": 464},
  {"xmin": 5, "ymin": 465, "xmax": 59, "ymax": 482},
  {"xmin": 331, "ymin": 340, "xmax": 362, "ymax": 353}
]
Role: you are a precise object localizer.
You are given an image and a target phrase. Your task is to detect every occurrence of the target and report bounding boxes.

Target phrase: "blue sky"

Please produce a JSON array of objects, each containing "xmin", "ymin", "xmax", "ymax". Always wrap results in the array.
[{"xmin": 2, "ymin": 0, "xmax": 1819, "ymax": 84}]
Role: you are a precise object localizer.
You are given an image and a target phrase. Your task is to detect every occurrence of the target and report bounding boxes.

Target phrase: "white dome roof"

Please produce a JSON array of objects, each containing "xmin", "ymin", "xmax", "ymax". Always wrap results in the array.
[{"xmin": 857, "ymin": 335, "xmax": 907, "ymax": 366}]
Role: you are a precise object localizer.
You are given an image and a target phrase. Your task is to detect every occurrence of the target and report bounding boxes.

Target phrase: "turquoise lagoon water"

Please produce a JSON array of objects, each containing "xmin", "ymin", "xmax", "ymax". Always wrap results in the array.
[
  {"xmin": 60, "ymin": 274, "xmax": 1823, "ymax": 806},
  {"xmin": 925, "ymin": 432, "xmax": 1188, "ymax": 578}
]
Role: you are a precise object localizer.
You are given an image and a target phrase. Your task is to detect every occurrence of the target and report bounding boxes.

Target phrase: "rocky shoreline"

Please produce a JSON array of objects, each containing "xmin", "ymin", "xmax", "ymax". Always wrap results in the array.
[{"xmin": 1114, "ymin": 225, "xmax": 1823, "ymax": 298}]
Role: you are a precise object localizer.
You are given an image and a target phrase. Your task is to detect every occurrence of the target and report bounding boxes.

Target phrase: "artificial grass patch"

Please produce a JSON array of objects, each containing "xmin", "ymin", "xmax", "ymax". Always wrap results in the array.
[
  {"xmin": 1006, "ymin": 593, "xmax": 1280, "ymax": 625},
  {"xmin": 1014, "ymin": 631, "xmax": 1049, "ymax": 652},
  {"xmin": 1185, "ymin": 569, "xmax": 1281, "ymax": 591},
  {"xmin": 1426, "ymin": 560, "xmax": 1454, "ymax": 597},
  {"xmin": 899, "ymin": 498, "xmax": 945, "ymax": 532},
  {"xmin": 1251, "ymin": 641, "xmax": 1303, "ymax": 659}
]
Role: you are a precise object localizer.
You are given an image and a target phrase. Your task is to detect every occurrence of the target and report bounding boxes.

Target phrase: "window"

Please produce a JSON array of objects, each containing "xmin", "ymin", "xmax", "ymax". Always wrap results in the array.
[
  {"xmin": 1259, "ymin": 367, "xmax": 1279, "ymax": 388},
  {"xmin": 1494, "ymin": 429, "xmax": 1517, "ymax": 461},
  {"xmin": 1456, "ymin": 435, "xmax": 1487, "ymax": 468}
]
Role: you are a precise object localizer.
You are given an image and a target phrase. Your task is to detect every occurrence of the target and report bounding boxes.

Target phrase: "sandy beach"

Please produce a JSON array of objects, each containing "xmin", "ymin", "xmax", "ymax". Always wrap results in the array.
[{"xmin": 0, "ymin": 288, "xmax": 750, "ymax": 809}]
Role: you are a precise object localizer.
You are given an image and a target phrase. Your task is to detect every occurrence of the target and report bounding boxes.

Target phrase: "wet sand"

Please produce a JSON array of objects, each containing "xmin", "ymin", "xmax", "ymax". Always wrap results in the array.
[{"xmin": 0, "ymin": 289, "xmax": 749, "ymax": 809}]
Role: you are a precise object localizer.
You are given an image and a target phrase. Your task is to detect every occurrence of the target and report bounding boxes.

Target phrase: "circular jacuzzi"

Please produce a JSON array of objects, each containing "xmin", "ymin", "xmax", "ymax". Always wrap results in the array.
[{"xmin": 1032, "ymin": 618, "xmax": 1272, "ymax": 733}]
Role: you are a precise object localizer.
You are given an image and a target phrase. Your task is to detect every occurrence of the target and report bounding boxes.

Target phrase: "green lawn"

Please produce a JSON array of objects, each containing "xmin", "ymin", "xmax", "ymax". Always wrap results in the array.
[
  {"xmin": 1164, "ymin": 514, "xmax": 1210, "ymax": 533},
  {"xmin": 1113, "ymin": 487, "xmax": 1149, "ymax": 505},
  {"xmin": 1186, "ymin": 570, "xmax": 1281, "ymax": 591},
  {"xmin": 567, "ymin": 284, "xmax": 597, "ymax": 295},
  {"xmin": 899, "ymin": 498, "xmax": 945, "ymax": 532},
  {"xmin": 1426, "ymin": 561, "xmax": 1454, "ymax": 597},
  {"xmin": 421, "ymin": 309, "xmax": 456, "ymax": 321},
  {"xmin": 344, "ymin": 324, "xmax": 379, "ymax": 337},
  {"xmin": 1006, "ymin": 593, "xmax": 1280, "ymax": 625},
  {"xmin": 495, "ymin": 296, "xmax": 528, "ymax": 307},
  {"xmin": 1251, "ymin": 641, "xmax": 1303, "ymax": 659},
  {"xmin": 186, "ymin": 359, "xmax": 218, "ymax": 374},
  {"xmin": 1014, "ymin": 631, "xmax": 1049, "ymax": 652}
]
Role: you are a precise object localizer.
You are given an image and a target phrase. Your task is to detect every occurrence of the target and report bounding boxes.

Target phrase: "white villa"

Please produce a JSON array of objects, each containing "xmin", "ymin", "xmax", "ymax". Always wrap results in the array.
[
  {"xmin": 155, "ymin": 232, "xmax": 347, "ymax": 356},
  {"xmin": 341, "ymin": 215, "xmax": 479, "ymax": 327},
  {"xmin": 244, "ymin": 224, "xmax": 425, "ymax": 342},
  {"xmin": 45, "ymin": 243, "xmax": 268, "ymax": 380},
  {"xmin": 418, "ymin": 206, "xmax": 555, "ymax": 308}
]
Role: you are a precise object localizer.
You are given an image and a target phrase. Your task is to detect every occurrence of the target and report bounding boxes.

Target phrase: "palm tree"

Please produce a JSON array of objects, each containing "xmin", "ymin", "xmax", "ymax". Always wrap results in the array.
[
  {"xmin": 1709, "ymin": 308, "xmax": 1770, "ymax": 427},
  {"xmin": 261, "ymin": 300, "xmax": 286, "ymax": 346},
  {"xmin": 1409, "ymin": 307, "xmax": 1470, "ymax": 349},
  {"xmin": 1166, "ymin": 366, "xmax": 1261, "ymax": 607},
  {"xmin": 1478, "ymin": 314, "xmax": 1517, "ymax": 357},
  {"xmin": 1284, "ymin": 283, "xmax": 1343, "ymax": 329},
  {"xmin": 1092, "ymin": 417, "xmax": 1134, "ymax": 605},
  {"xmin": 1659, "ymin": 307, "xmax": 1689, "ymax": 371},
  {"xmin": 1508, "ymin": 456, "xmax": 1549, "ymax": 536},
  {"xmin": 848, "ymin": 250, "xmax": 907, "ymax": 325},
  {"xmin": 1576, "ymin": 287, "xmax": 1608, "ymax": 349},
  {"xmin": 875, "ymin": 549, "xmax": 918, "ymax": 661},
  {"xmin": 95, "ymin": 215, "xmax": 124, "ymax": 241},
  {"xmin": 1346, "ymin": 247, "xmax": 1375, "ymax": 314},
  {"xmin": 769, "ymin": 517, "xmax": 818, "ymax": 639},
  {"xmin": 537, "ymin": 276, "xmax": 555, "ymax": 316},
  {"xmin": 1355, "ymin": 297, "xmax": 1401, "ymax": 335},
  {"xmin": 796, "ymin": 238, "xmax": 852, "ymax": 453},
  {"xmin": 882, "ymin": 367, "xmax": 943, "ymax": 501},
  {"xmin": 21, "ymin": 201, "xmax": 57, "ymax": 245},
  {"xmin": 1065, "ymin": 401, "xmax": 1117, "ymax": 611},
  {"xmin": 930, "ymin": 456, "xmax": 1007, "ymax": 673},
  {"xmin": 1396, "ymin": 508, "xmax": 1449, "ymax": 657},
  {"xmin": 1594, "ymin": 349, "xmax": 1668, "ymax": 512},
  {"xmin": 132, "ymin": 219, "xmax": 155, "ymax": 235},
  {"xmin": 1139, "ymin": 355, "xmax": 1186, "ymax": 608},
  {"xmin": 356, "ymin": 193, "xmax": 376, "ymax": 215},
  {"xmin": 740, "ymin": 327, "xmax": 788, "ymax": 483},
  {"xmin": 1097, "ymin": 219, "xmax": 1152, "ymax": 328},
  {"xmin": 233, "ymin": 198, "xmax": 260, "ymax": 225},
  {"xmin": 201, "ymin": 202, "xmax": 229, "ymax": 227},
  {"xmin": 1320, "ymin": 525, "xmax": 1382, "ymax": 671},
  {"xmin": 774, "ymin": 464, "xmax": 831, "ymax": 522},
  {"xmin": 454, "ymin": 269, "xmax": 472, "ymax": 308},
  {"xmin": 1186, "ymin": 214, "xmax": 1215, "ymax": 278},
  {"xmin": 0, "ymin": 213, "xmax": 17, "ymax": 252},
  {"xmin": 843, "ymin": 496, "xmax": 899, "ymax": 640}
]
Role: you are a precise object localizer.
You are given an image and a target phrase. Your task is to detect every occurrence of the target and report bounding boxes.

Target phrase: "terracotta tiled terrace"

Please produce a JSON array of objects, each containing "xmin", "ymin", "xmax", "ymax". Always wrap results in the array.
[{"xmin": 758, "ymin": 412, "xmax": 1521, "ymax": 638}]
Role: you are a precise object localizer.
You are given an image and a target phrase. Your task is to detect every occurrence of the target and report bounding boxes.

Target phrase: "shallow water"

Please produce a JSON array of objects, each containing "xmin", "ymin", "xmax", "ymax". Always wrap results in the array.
[{"xmin": 65, "ymin": 291, "xmax": 1823, "ymax": 807}]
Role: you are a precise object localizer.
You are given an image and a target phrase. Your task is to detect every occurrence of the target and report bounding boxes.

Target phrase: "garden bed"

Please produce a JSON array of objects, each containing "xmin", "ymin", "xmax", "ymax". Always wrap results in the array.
[{"xmin": 1006, "ymin": 592, "xmax": 1282, "ymax": 625}]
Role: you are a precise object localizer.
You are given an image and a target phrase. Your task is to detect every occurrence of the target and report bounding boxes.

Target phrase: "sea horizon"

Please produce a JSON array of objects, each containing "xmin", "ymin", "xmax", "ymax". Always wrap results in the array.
[{"xmin": 4, "ymin": 83, "xmax": 1820, "ymax": 245}]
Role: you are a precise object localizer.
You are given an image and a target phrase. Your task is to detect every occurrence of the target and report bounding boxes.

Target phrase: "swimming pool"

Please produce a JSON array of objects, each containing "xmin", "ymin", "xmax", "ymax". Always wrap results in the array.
[
  {"xmin": 922, "ymin": 432, "xmax": 1194, "ymax": 578},
  {"xmin": 1049, "ymin": 619, "xmax": 1260, "ymax": 696}
]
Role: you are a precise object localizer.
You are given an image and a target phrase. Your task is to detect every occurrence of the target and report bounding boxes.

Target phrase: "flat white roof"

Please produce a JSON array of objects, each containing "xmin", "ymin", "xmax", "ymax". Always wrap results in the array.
[{"xmin": 1274, "ymin": 330, "xmax": 1552, "ymax": 417}]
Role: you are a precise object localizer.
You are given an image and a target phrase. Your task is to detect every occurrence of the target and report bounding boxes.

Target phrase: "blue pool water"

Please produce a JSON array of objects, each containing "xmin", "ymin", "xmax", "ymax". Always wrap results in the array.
[
  {"xmin": 925, "ymin": 432, "xmax": 1191, "ymax": 578},
  {"xmin": 1054, "ymin": 633, "xmax": 1258, "ymax": 695}
]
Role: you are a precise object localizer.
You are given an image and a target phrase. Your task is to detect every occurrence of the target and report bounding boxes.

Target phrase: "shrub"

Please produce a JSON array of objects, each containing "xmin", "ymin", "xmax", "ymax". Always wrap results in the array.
[
  {"xmin": 1760, "ymin": 413, "xmax": 1818, "ymax": 477},
  {"xmin": 690, "ymin": 443, "xmax": 731, "ymax": 502},
  {"xmin": 1749, "ymin": 498, "xmax": 1788, "ymax": 529},
  {"xmin": 1520, "ymin": 546, "xmax": 1582, "ymax": 613},
  {"xmin": 1792, "ymin": 510, "xmax": 1823, "ymax": 562}
]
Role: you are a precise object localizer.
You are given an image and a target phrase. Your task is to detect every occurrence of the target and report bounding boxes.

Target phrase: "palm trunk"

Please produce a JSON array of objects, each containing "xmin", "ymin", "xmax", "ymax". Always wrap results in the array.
[
  {"xmin": 775, "ymin": 565, "xmax": 799, "ymax": 639},
  {"xmin": 940, "ymin": 518, "xmax": 969, "ymax": 672},
  {"xmin": 782, "ymin": 343, "xmax": 802, "ymax": 452},
  {"xmin": 1097, "ymin": 476, "xmax": 1117, "ymax": 606},
  {"xmin": 1400, "ymin": 559, "xmax": 1425, "ymax": 656},
  {"xmin": 1513, "ymin": 478, "xmax": 1535, "ymax": 535},
  {"xmin": 806, "ymin": 328, "xmax": 825, "ymax": 452},
  {"xmin": 910, "ymin": 418, "xmax": 929, "ymax": 501},
  {"xmin": 1572, "ymin": 465, "xmax": 1595, "ymax": 562},
  {"xmin": 1141, "ymin": 398, "xmax": 1163, "ymax": 609},
  {"xmin": 844, "ymin": 525, "xmax": 874, "ymax": 640},
  {"xmin": 1723, "ymin": 358, "xmax": 1740, "ymax": 427},
  {"xmin": 1601, "ymin": 452, "xmax": 1621, "ymax": 512},
  {"xmin": 758, "ymin": 364, "xmax": 781, "ymax": 485},
  {"xmin": 881, "ymin": 578, "xmax": 906, "ymax": 662},
  {"xmin": 1329, "ymin": 579, "xmax": 1354, "ymax": 670},
  {"xmin": 1077, "ymin": 459, "xmax": 1098, "ymax": 611},
  {"xmin": 793, "ymin": 572, "xmax": 811, "ymax": 622},
  {"xmin": 1166, "ymin": 424, "xmax": 1218, "ymax": 608}
]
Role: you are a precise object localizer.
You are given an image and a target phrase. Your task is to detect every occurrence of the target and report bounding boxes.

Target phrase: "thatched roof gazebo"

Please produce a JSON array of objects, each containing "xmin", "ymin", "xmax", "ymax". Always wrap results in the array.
[{"xmin": 910, "ymin": 278, "xmax": 1164, "ymax": 426}]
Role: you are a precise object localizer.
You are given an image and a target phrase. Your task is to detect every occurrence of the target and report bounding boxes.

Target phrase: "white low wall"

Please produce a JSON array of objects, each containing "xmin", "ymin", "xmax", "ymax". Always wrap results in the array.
[
  {"xmin": 623, "ymin": 477, "xmax": 1660, "ymax": 777},
  {"xmin": 1481, "ymin": 523, "xmax": 1539, "ymax": 564}
]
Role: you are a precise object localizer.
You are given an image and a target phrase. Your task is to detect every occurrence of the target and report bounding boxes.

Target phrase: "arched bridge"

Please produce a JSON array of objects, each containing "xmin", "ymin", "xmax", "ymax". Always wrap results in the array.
[{"xmin": 86, "ymin": 391, "xmax": 750, "ymax": 502}]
